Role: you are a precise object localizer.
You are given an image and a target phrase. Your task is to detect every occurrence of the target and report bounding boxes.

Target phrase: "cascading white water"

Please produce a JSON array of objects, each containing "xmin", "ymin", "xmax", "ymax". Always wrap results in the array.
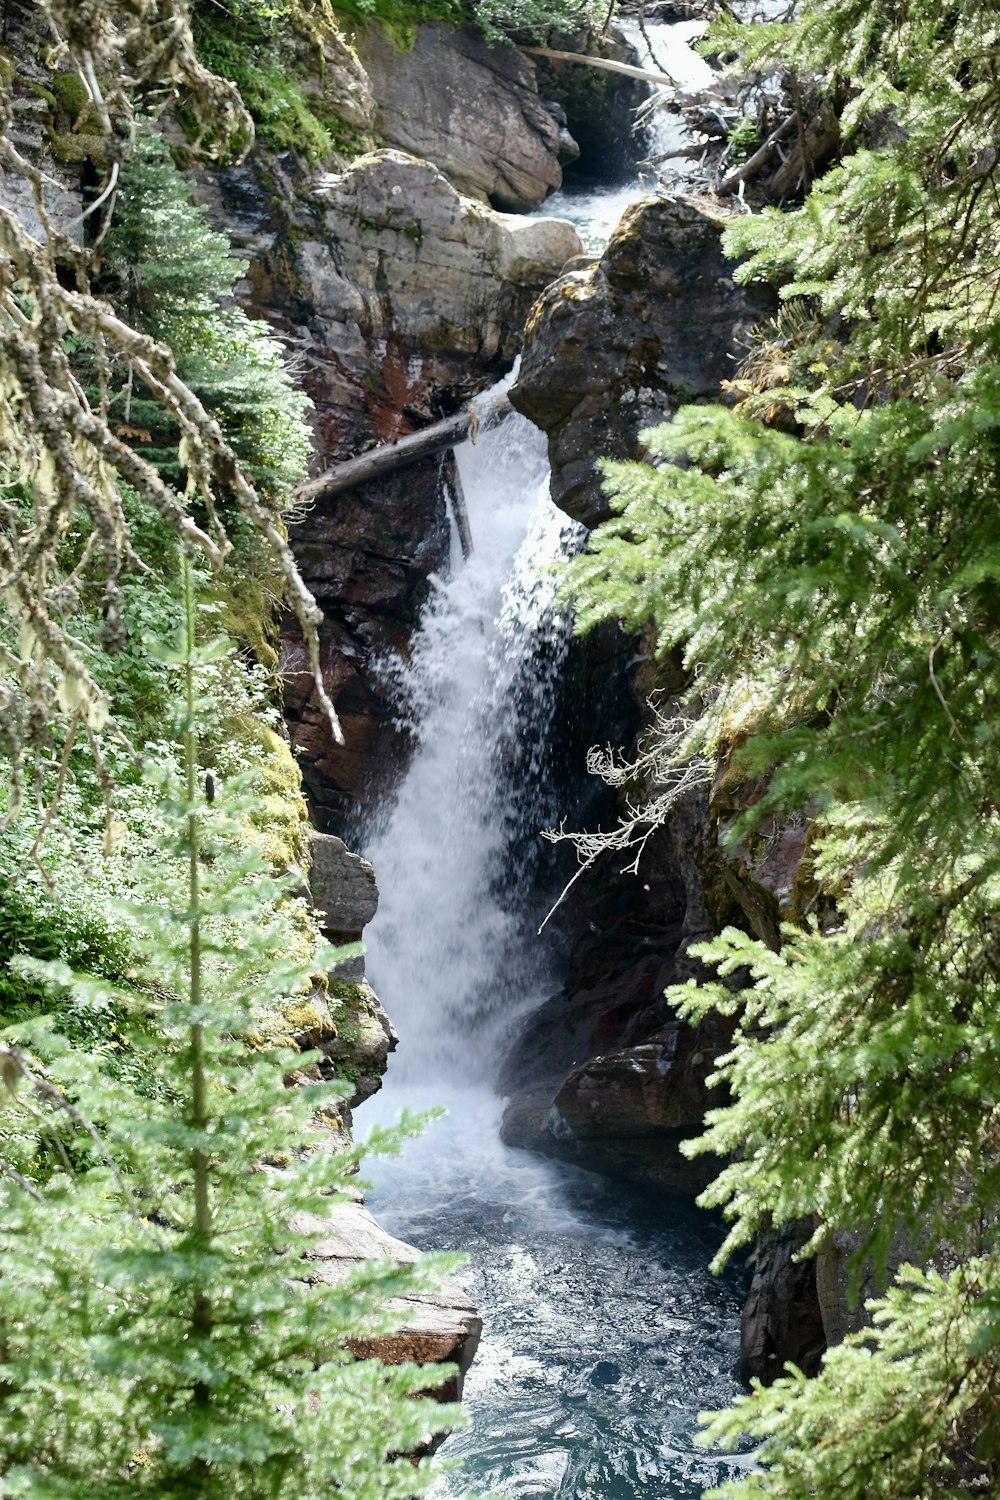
[
  {"xmin": 357, "ymin": 405, "xmax": 750, "ymax": 1500},
  {"xmin": 362, "ymin": 388, "xmax": 581, "ymax": 1085},
  {"xmin": 541, "ymin": 20, "xmax": 714, "ymax": 250}
]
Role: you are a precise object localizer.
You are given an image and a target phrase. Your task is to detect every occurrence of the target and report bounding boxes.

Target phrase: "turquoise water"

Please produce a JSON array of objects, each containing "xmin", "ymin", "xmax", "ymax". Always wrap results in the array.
[{"xmin": 362, "ymin": 1089, "xmax": 754, "ymax": 1500}]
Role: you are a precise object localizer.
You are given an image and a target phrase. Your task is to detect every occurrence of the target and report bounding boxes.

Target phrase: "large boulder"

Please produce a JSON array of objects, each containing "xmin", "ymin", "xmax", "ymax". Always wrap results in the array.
[
  {"xmin": 293, "ymin": 1200, "xmax": 482, "ymax": 1404},
  {"xmin": 306, "ymin": 149, "xmax": 582, "ymax": 380},
  {"xmin": 353, "ymin": 22, "xmax": 577, "ymax": 210},
  {"xmin": 501, "ymin": 1015, "xmax": 731, "ymax": 1195},
  {"xmin": 510, "ymin": 193, "xmax": 776, "ymax": 528}
]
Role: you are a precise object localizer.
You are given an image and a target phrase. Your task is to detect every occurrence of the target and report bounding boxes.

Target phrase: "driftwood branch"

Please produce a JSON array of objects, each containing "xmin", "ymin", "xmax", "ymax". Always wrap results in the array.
[
  {"xmin": 521, "ymin": 46, "xmax": 681, "ymax": 89},
  {"xmin": 293, "ymin": 394, "xmax": 512, "ymax": 507},
  {"xmin": 716, "ymin": 113, "xmax": 798, "ymax": 194}
]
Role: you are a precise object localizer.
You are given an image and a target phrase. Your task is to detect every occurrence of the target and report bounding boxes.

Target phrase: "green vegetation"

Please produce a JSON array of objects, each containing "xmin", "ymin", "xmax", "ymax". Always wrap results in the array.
[
  {"xmin": 188, "ymin": 0, "xmax": 603, "ymax": 159},
  {"xmin": 98, "ymin": 132, "xmax": 311, "ymax": 500},
  {"xmin": 562, "ymin": 0, "xmax": 1000, "ymax": 1494},
  {"xmin": 0, "ymin": 2, "xmax": 469, "ymax": 1484},
  {"xmin": 0, "ymin": 560, "xmax": 458, "ymax": 1495}
]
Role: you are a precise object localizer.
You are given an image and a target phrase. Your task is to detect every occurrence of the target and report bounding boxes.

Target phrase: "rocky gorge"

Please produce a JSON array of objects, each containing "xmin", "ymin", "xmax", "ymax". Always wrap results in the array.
[
  {"xmin": 206, "ymin": 1, "xmax": 831, "ymax": 1418},
  {"xmin": 2, "ymin": 0, "xmax": 832, "ymax": 1476}
]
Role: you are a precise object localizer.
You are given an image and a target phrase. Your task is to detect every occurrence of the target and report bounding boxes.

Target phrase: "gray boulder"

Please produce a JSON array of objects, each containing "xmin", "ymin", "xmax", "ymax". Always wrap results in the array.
[
  {"xmin": 306, "ymin": 149, "xmax": 583, "ymax": 372},
  {"xmin": 310, "ymin": 831, "xmax": 379, "ymax": 938},
  {"xmin": 293, "ymin": 1200, "xmax": 482, "ymax": 1404},
  {"xmin": 353, "ymin": 22, "xmax": 576, "ymax": 210}
]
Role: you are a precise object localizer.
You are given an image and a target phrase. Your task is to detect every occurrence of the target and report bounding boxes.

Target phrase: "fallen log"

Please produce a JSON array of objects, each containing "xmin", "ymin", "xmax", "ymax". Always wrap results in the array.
[
  {"xmin": 521, "ymin": 45, "xmax": 681, "ymax": 89},
  {"xmin": 716, "ymin": 113, "xmax": 797, "ymax": 196},
  {"xmin": 293, "ymin": 393, "xmax": 512, "ymax": 508}
]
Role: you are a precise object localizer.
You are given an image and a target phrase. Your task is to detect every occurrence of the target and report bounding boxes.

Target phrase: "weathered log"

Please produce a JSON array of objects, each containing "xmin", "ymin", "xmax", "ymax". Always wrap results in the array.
[
  {"xmin": 521, "ymin": 45, "xmax": 681, "ymax": 89},
  {"xmin": 766, "ymin": 104, "xmax": 840, "ymax": 198},
  {"xmin": 716, "ymin": 113, "xmax": 797, "ymax": 196},
  {"xmin": 293, "ymin": 394, "xmax": 511, "ymax": 507},
  {"xmin": 447, "ymin": 465, "xmax": 475, "ymax": 560}
]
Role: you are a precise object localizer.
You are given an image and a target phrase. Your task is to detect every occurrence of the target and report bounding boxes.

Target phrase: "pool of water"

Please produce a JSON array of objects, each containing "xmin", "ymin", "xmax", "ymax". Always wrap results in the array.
[{"xmin": 361, "ymin": 1088, "xmax": 755, "ymax": 1500}]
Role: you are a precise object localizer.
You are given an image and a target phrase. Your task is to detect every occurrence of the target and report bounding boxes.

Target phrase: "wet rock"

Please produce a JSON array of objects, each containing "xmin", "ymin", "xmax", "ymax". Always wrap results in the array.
[
  {"xmin": 530, "ymin": 26, "xmax": 647, "ymax": 183},
  {"xmin": 500, "ymin": 816, "xmax": 736, "ymax": 1194},
  {"xmin": 741, "ymin": 1220, "xmax": 826, "ymax": 1383},
  {"xmin": 281, "ymin": 449, "xmax": 451, "ymax": 828},
  {"xmin": 293, "ymin": 1200, "xmax": 482, "ymax": 1403},
  {"xmin": 354, "ymin": 22, "xmax": 576, "ymax": 210},
  {"xmin": 551, "ymin": 1027, "xmax": 711, "ymax": 1139},
  {"xmin": 310, "ymin": 832, "xmax": 379, "ymax": 936},
  {"xmin": 501, "ymin": 1012, "xmax": 729, "ymax": 1194},
  {"xmin": 510, "ymin": 193, "xmax": 776, "ymax": 528}
]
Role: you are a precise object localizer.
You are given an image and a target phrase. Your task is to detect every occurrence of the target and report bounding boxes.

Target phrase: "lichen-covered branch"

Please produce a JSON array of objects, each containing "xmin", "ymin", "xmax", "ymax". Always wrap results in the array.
[{"xmin": 0, "ymin": 0, "xmax": 343, "ymax": 827}]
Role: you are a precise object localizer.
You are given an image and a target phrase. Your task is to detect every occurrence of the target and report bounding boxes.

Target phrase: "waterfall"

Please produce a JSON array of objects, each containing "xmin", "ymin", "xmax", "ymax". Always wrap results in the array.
[
  {"xmin": 362, "ymin": 391, "xmax": 581, "ymax": 1086},
  {"xmin": 357, "ymin": 394, "xmax": 749, "ymax": 1500},
  {"xmin": 355, "ymin": 27, "xmax": 752, "ymax": 1494},
  {"xmin": 538, "ymin": 18, "xmax": 714, "ymax": 250}
]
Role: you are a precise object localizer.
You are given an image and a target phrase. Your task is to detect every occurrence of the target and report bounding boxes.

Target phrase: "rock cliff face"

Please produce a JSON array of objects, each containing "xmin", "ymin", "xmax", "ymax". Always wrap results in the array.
[
  {"xmin": 354, "ymin": 22, "xmax": 577, "ymax": 210},
  {"xmin": 500, "ymin": 195, "xmax": 773, "ymax": 1192},
  {"xmin": 501, "ymin": 189, "xmax": 826, "ymax": 1379},
  {"xmin": 203, "ymin": 135, "xmax": 583, "ymax": 824},
  {"xmin": 510, "ymin": 193, "xmax": 776, "ymax": 527},
  {"xmin": 263, "ymin": 149, "xmax": 582, "ymax": 824}
]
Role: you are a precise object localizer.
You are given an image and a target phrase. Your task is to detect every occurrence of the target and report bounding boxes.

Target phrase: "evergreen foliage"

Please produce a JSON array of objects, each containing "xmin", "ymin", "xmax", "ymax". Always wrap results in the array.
[
  {"xmin": 98, "ymin": 133, "xmax": 311, "ymax": 500},
  {"xmin": 562, "ymin": 0, "xmax": 1000, "ymax": 1494},
  {"xmin": 0, "ymin": 560, "xmax": 460, "ymax": 1496},
  {"xmin": 0, "ymin": 16, "xmax": 463, "ymax": 1487}
]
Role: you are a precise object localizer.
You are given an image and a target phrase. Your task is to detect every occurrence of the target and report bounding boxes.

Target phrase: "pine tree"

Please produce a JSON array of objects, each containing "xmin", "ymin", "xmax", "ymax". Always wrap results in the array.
[
  {"xmin": 96, "ymin": 131, "xmax": 311, "ymax": 502},
  {"xmin": 0, "ymin": 557, "xmax": 460, "ymax": 1498},
  {"xmin": 561, "ymin": 1, "xmax": 1000, "ymax": 1494}
]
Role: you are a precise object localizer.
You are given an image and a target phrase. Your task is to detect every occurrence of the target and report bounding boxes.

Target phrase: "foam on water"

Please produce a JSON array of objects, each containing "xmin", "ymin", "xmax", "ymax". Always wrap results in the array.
[{"xmin": 540, "ymin": 20, "xmax": 714, "ymax": 250}]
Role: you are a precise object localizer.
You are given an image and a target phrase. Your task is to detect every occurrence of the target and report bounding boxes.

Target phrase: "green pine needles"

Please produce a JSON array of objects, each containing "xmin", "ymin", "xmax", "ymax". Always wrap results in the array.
[
  {"xmin": 97, "ymin": 133, "xmax": 311, "ymax": 502},
  {"xmin": 0, "ymin": 556, "xmax": 460, "ymax": 1497},
  {"xmin": 561, "ymin": 0, "xmax": 1000, "ymax": 1495}
]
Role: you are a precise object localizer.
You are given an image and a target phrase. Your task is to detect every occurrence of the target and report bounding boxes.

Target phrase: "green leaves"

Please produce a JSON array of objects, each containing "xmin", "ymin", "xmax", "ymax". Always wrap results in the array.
[
  {"xmin": 0, "ymin": 565, "xmax": 461, "ymax": 1496},
  {"xmin": 561, "ymin": 0, "xmax": 1000, "ymax": 1492},
  {"xmin": 97, "ymin": 133, "xmax": 311, "ymax": 502}
]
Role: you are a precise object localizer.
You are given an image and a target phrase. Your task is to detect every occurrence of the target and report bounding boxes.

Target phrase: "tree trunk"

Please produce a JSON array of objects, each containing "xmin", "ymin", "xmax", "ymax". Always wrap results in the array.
[{"xmin": 293, "ymin": 394, "xmax": 512, "ymax": 508}]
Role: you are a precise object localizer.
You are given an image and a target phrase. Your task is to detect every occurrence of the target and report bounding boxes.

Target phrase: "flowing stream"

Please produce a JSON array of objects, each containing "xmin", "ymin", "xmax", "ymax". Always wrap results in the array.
[{"xmin": 357, "ymin": 28, "xmax": 753, "ymax": 1499}]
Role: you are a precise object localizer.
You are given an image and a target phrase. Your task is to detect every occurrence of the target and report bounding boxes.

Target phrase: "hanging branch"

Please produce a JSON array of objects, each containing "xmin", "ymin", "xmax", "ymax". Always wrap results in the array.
[
  {"xmin": 538, "ymin": 708, "xmax": 711, "ymax": 932},
  {"xmin": 0, "ymin": 0, "xmax": 346, "ymax": 828}
]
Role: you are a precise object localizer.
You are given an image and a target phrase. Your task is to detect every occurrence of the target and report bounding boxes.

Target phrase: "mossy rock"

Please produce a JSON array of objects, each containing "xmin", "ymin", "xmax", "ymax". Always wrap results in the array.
[
  {"xmin": 51, "ymin": 71, "xmax": 92, "ymax": 123},
  {"xmin": 226, "ymin": 716, "xmax": 310, "ymax": 871},
  {"xmin": 282, "ymin": 992, "xmax": 337, "ymax": 1049},
  {"xmin": 50, "ymin": 131, "xmax": 112, "ymax": 166}
]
